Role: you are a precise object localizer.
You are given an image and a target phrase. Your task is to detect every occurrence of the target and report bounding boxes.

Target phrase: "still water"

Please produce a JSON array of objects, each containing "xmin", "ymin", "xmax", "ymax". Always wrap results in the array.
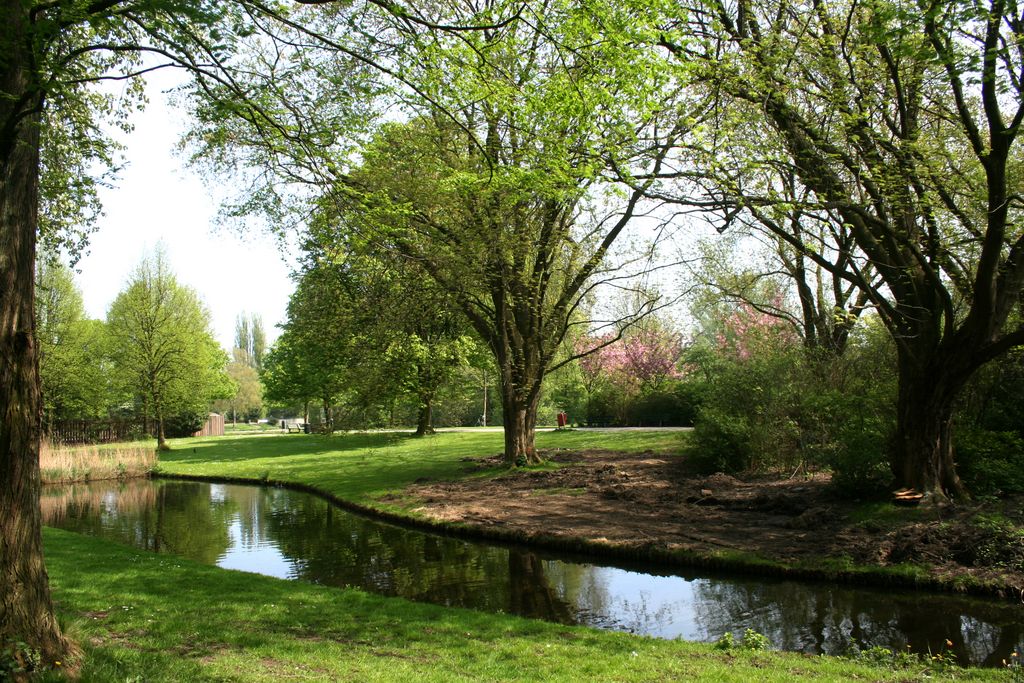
[{"xmin": 43, "ymin": 479, "xmax": 1023, "ymax": 666}]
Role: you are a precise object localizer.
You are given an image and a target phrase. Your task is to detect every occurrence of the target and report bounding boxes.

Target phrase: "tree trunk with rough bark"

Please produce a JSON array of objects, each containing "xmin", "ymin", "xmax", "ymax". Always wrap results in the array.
[
  {"xmin": 499, "ymin": 380, "xmax": 541, "ymax": 466},
  {"xmin": 0, "ymin": 2, "xmax": 74, "ymax": 670},
  {"xmin": 891, "ymin": 351, "xmax": 967, "ymax": 502}
]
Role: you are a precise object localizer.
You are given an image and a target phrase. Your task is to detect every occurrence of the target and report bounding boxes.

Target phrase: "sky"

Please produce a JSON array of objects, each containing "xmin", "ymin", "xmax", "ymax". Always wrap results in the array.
[{"xmin": 72, "ymin": 72, "xmax": 296, "ymax": 350}]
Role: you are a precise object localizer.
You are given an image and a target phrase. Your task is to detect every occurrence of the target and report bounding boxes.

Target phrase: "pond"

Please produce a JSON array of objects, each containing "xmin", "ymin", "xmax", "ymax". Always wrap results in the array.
[{"xmin": 42, "ymin": 478, "xmax": 1024, "ymax": 666}]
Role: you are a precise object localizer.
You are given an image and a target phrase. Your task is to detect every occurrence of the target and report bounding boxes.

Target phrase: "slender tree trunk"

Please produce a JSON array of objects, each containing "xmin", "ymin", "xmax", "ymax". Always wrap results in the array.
[
  {"xmin": 891, "ymin": 352, "xmax": 967, "ymax": 503},
  {"xmin": 156, "ymin": 401, "xmax": 168, "ymax": 451},
  {"xmin": 0, "ymin": 3, "xmax": 74, "ymax": 670},
  {"xmin": 322, "ymin": 397, "xmax": 332, "ymax": 433},
  {"xmin": 481, "ymin": 370, "xmax": 488, "ymax": 427},
  {"xmin": 414, "ymin": 396, "xmax": 434, "ymax": 436}
]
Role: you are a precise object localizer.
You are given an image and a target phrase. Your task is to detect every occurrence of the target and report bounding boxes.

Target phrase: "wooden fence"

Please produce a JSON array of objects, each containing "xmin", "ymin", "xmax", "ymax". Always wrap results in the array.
[{"xmin": 46, "ymin": 419, "xmax": 145, "ymax": 445}]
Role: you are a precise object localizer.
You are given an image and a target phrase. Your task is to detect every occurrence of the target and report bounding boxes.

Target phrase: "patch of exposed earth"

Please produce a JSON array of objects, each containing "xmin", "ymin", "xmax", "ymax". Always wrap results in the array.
[{"xmin": 402, "ymin": 449, "xmax": 1024, "ymax": 598}]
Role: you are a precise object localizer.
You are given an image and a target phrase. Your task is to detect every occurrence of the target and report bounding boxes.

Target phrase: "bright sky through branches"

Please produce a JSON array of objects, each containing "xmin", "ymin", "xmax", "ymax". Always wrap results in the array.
[{"xmin": 72, "ymin": 73, "xmax": 295, "ymax": 350}]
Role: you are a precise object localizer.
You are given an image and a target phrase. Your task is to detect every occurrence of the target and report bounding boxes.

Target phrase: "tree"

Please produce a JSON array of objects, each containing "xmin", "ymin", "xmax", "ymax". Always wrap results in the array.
[
  {"xmin": 34, "ymin": 257, "xmax": 112, "ymax": 425},
  {"xmin": 655, "ymin": 0, "xmax": 1024, "ymax": 501},
  {"xmin": 233, "ymin": 312, "xmax": 266, "ymax": 371},
  {"xmin": 107, "ymin": 250, "xmax": 231, "ymax": 449},
  {"xmin": 187, "ymin": 0, "xmax": 676, "ymax": 465},
  {"xmin": 261, "ymin": 332, "xmax": 318, "ymax": 424},
  {"xmin": 271, "ymin": 263, "xmax": 360, "ymax": 432},
  {"xmin": 214, "ymin": 362, "xmax": 263, "ymax": 424},
  {"xmin": 297, "ymin": 226, "xmax": 479, "ymax": 435}
]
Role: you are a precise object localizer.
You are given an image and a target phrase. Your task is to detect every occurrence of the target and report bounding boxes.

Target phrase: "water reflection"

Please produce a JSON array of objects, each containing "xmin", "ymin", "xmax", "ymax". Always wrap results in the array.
[{"xmin": 42, "ymin": 479, "xmax": 1024, "ymax": 665}]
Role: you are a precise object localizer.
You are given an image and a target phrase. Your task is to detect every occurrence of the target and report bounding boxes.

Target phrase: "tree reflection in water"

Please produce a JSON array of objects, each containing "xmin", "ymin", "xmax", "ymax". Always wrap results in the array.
[
  {"xmin": 43, "ymin": 480, "xmax": 1024, "ymax": 666},
  {"xmin": 690, "ymin": 577, "xmax": 1024, "ymax": 665}
]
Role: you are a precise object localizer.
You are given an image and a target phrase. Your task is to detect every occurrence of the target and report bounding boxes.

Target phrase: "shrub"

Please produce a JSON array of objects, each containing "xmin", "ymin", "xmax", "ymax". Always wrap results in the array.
[
  {"xmin": 955, "ymin": 428, "xmax": 1024, "ymax": 496},
  {"xmin": 688, "ymin": 406, "xmax": 753, "ymax": 473},
  {"xmin": 684, "ymin": 339, "xmax": 809, "ymax": 474},
  {"xmin": 683, "ymin": 318, "xmax": 896, "ymax": 487},
  {"xmin": 713, "ymin": 629, "xmax": 771, "ymax": 651},
  {"xmin": 163, "ymin": 408, "xmax": 207, "ymax": 438}
]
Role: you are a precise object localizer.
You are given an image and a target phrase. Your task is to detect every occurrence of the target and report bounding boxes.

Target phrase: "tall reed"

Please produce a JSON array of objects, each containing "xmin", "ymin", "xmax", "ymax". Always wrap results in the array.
[{"xmin": 39, "ymin": 441, "xmax": 157, "ymax": 484}]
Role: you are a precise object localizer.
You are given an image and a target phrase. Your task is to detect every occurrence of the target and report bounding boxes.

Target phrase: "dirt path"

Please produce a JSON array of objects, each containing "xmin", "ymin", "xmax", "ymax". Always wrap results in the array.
[{"xmin": 404, "ymin": 448, "xmax": 1024, "ymax": 598}]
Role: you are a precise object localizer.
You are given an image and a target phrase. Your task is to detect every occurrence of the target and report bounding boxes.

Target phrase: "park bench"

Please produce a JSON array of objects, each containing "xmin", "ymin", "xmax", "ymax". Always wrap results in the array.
[{"xmin": 281, "ymin": 419, "xmax": 305, "ymax": 433}]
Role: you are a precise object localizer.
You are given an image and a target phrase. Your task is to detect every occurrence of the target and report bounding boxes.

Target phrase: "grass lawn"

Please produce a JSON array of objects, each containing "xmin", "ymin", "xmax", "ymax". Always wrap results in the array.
[
  {"xmin": 44, "ymin": 528, "xmax": 1003, "ymax": 682},
  {"xmin": 157, "ymin": 429, "xmax": 683, "ymax": 509}
]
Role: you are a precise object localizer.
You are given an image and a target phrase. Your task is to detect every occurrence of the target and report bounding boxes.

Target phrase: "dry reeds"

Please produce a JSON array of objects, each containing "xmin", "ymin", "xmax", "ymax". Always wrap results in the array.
[{"xmin": 40, "ymin": 441, "xmax": 157, "ymax": 484}]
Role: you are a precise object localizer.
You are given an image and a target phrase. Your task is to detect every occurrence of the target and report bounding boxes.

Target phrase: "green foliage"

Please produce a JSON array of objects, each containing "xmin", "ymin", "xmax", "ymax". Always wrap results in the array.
[
  {"xmin": 954, "ymin": 349, "xmax": 1024, "ymax": 495},
  {"xmin": 953, "ymin": 428, "xmax": 1024, "ymax": 496},
  {"xmin": 35, "ymin": 257, "xmax": 118, "ymax": 422},
  {"xmin": 684, "ymin": 315, "xmax": 895, "ymax": 494},
  {"xmin": 713, "ymin": 629, "xmax": 771, "ymax": 652},
  {"xmin": 967, "ymin": 515, "xmax": 1024, "ymax": 572},
  {"xmin": 163, "ymin": 408, "xmax": 209, "ymax": 439},
  {"xmin": 106, "ymin": 248, "xmax": 231, "ymax": 445},
  {"xmin": 627, "ymin": 381, "xmax": 703, "ymax": 427},
  {"xmin": 233, "ymin": 312, "xmax": 267, "ymax": 371},
  {"xmin": 214, "ymin": 362, "xmax": 264, "ymax": 423},
  {"xmin": 0, "ymin": 637, "xmax": 41, "ymax": 678}
]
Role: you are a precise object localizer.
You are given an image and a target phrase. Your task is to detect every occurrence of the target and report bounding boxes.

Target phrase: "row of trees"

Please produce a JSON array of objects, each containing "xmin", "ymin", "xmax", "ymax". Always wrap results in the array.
[
  {"xmin": 262, "ymin": 231, "xmax": 479, "ymax": 435},
  {"xmin": 36, "ymin": 250, "xmax": 232, "ymax": 449},
  {"xmin": 196, "ymin": 0, "xmax": 1024, "ymax": 496}
]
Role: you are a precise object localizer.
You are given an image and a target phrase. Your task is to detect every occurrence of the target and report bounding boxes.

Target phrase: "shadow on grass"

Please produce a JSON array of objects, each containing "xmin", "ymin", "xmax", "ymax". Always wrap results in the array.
[
  {"xmin": 151, "ymin": 430, "xmax": 685, "ymax": 507},
  {"xmin": 162, "ymin": 431, "xmax": 421, "ymax": 465}
]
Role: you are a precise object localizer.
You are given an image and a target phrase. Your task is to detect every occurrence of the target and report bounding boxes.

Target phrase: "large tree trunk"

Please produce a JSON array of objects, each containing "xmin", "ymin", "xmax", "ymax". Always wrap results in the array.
[
  {"xmin": 891, "ymin": 352, "xmax": 967, "ymax": 503},
  {"xmin": 0, "ymin": 4, "xmax": 73, "ymax": 671},
  {"xmin": 499, "ymin": 381, "xmax": 541, "ymax": 466}
]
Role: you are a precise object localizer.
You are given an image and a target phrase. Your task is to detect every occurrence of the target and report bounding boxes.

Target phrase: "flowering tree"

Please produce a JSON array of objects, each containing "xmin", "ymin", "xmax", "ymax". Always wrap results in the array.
[
  {"xmin": 578, "ymin": 331, "xmax": 682, "ymax": 388},
  {"xmin": 713, "ymin": 300, "xmax": 800, "ymax": 362},
  {"xmin": 576, "ymin": 327, "xmax": 683, "ymax": 424}
]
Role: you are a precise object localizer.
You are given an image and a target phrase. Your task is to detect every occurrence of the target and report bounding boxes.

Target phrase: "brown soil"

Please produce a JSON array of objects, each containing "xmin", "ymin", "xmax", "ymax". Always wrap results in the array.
[{"xmin": 403, "ymin": 448, "xmax": 1024, "ymax": 599}]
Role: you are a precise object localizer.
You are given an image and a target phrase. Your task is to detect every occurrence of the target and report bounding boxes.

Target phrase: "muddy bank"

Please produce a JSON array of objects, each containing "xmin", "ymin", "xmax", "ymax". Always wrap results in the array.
[{"xmin": 402, "ymin": 448, "xmax": 1024, "ymax": 599}]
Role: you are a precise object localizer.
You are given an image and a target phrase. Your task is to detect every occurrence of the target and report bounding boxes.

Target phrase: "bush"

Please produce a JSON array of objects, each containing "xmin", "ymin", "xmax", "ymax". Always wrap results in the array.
[
  {"xmin": 955, "ymin": 428, "xmax": 1024, "ymax": 495},
  {"xmin": 683, "ymin": 319, "xmax": 896, "ymax": 487},
  {"xmin": 164, "ymin": 409, "xmax": 207, "ymax": 438},
  {"xmin": 688, "ymin": 406, "xmax": 753, "ymax": 473},
  {"xmin": 622, "ymin": 380, "xmax": 703, "ymax": 427},
  {"xmin": 684, "ymin": 339, "xmax": 808, "ymax": 474}
]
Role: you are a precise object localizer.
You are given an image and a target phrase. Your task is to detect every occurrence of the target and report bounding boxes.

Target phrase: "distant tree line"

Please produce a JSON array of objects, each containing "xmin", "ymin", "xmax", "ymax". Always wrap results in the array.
[{"xmin": 36, "ymin": 248, "xmax": 233, "ymax": 449}]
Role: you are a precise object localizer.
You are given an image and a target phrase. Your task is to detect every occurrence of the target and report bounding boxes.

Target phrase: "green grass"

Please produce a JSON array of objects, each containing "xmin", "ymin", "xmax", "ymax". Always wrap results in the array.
[
  {"xmin": 42, "ymin": 528, "xmax": 1004, "ymax": 682},
  {"xmin": 158, "ymin": 430, "xmax": 683, "ymax": 508}
]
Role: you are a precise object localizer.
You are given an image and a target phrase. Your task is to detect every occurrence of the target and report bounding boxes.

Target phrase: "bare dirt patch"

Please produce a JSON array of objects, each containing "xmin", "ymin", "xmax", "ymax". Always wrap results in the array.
[{"xmin": 405, "ymin": 449, "xmax": 1024, "ymax": 597}]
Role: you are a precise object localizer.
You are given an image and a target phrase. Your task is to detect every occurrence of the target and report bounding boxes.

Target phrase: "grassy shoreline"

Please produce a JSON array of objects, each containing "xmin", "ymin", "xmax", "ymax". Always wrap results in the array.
[{"xmin": 42, "ymin": 528, "xmax": 1006, "ymax": 681}]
